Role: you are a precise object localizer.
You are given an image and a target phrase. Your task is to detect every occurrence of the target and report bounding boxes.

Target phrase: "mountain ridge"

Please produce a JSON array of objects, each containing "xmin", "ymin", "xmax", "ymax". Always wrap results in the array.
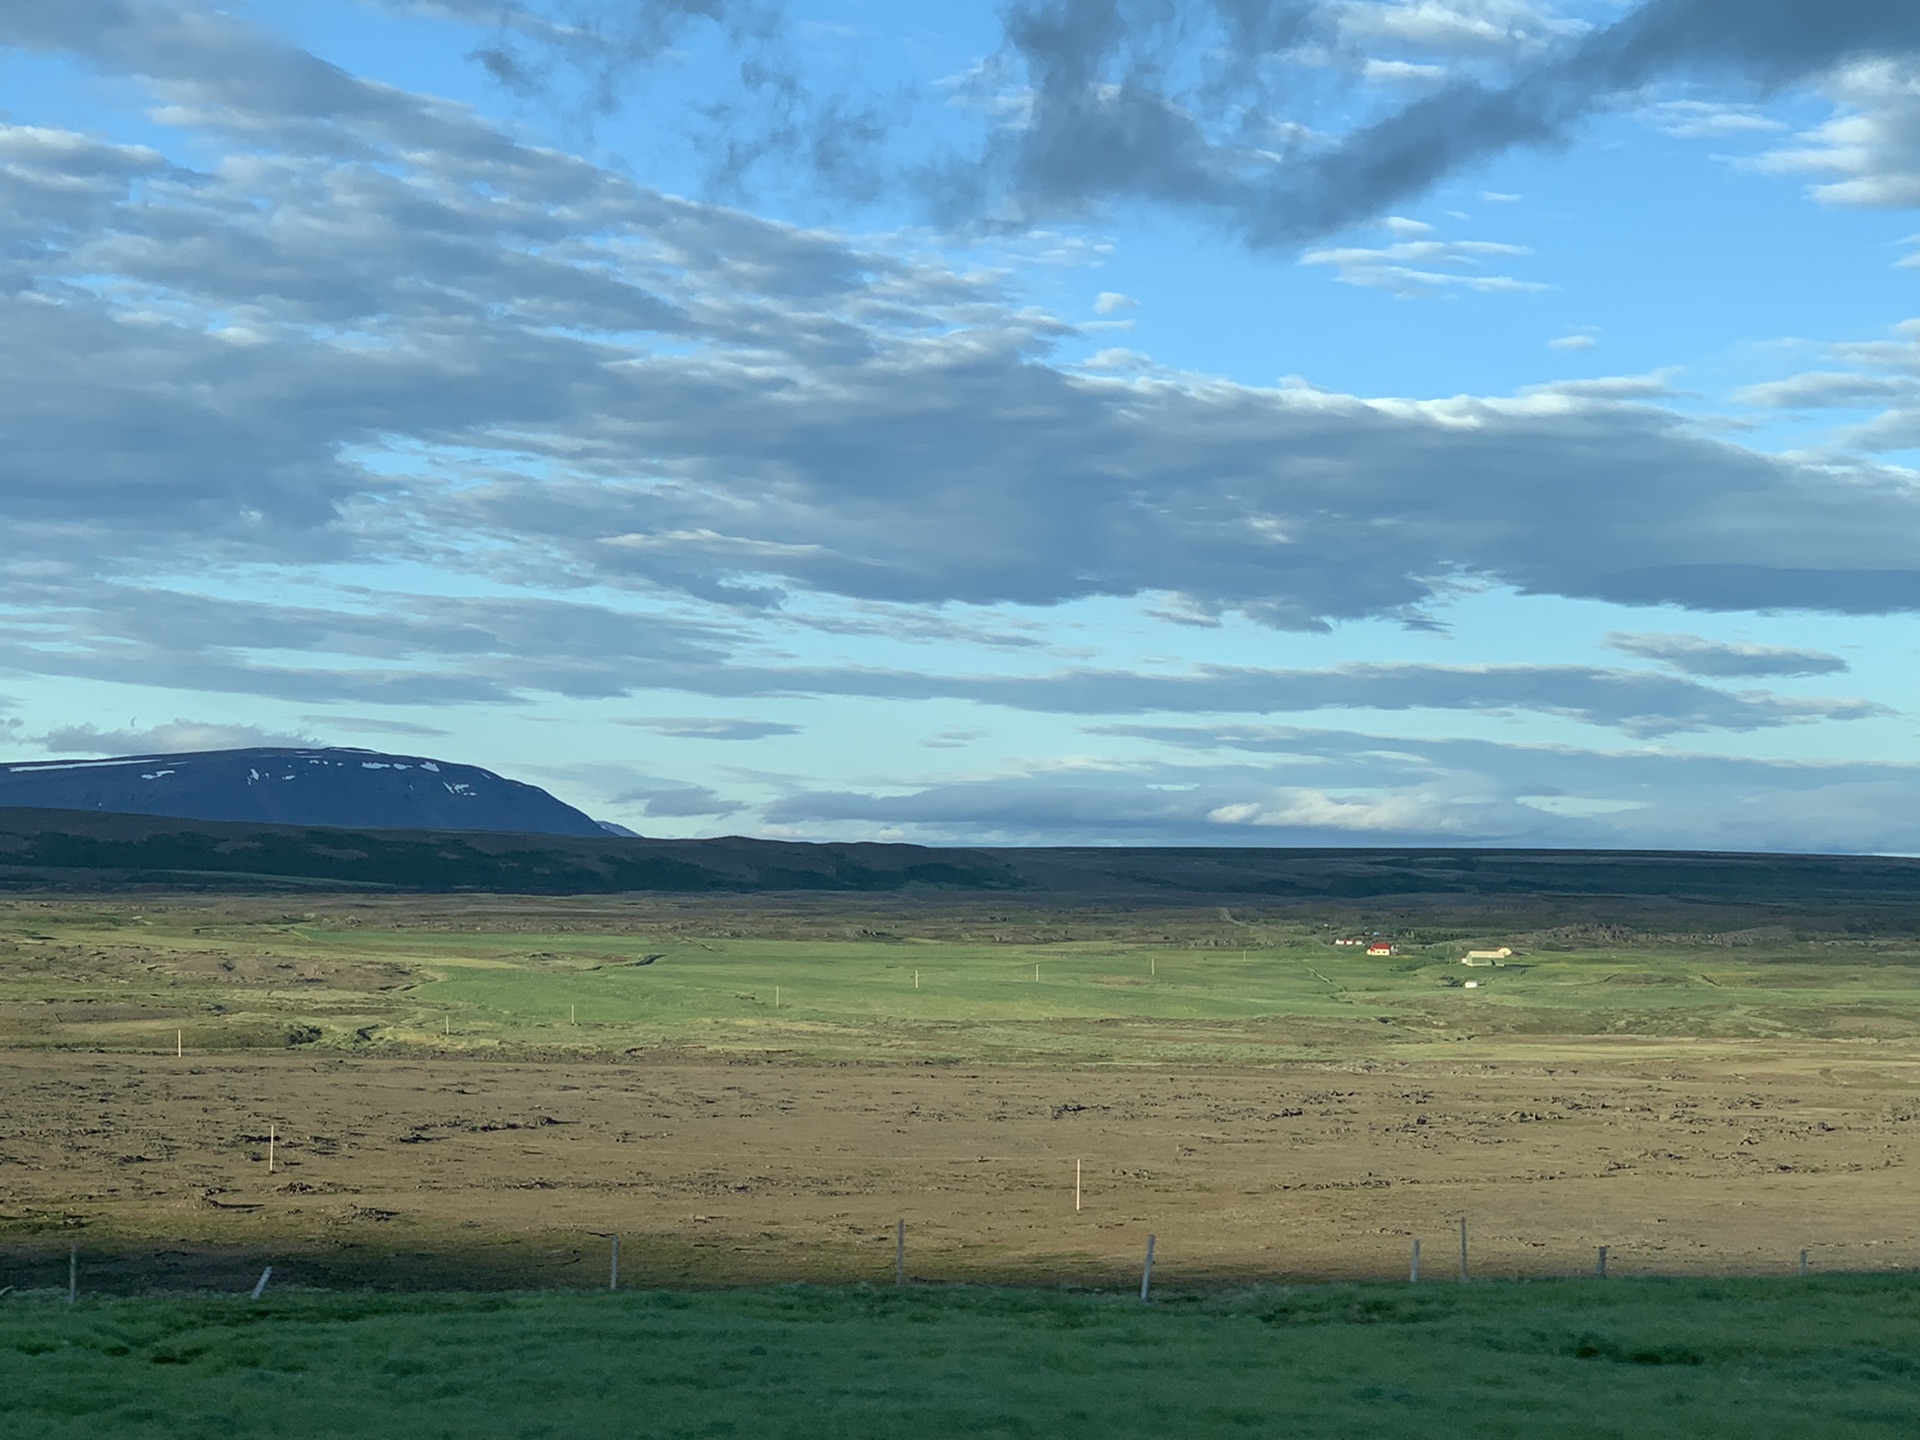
[{"xmin": 0, "ymin": 747, "xmax": 604, "ymax": 837}]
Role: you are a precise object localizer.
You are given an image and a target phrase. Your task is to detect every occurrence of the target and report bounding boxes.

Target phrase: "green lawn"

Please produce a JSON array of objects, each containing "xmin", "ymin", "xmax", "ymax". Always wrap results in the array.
[
  {"xmin": 4, "ymin": 1276, "xmax": 1918, "ymax": 1438},
  {"xmin": 6, "ymin": 899, "xmax": 1920, "ymax": 1060}
]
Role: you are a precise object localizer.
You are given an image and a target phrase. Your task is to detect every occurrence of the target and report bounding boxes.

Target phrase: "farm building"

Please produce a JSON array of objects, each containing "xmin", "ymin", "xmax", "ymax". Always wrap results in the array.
[
  {"xmin": 1462, "ymin": 946, "xmax": 1514, "ymax": 967},
  {"xmin": 1333, "ymin": 937, "xmax": 1365, "ymax": 947},
  {"xmin": 1366, "ymin": 942, "xmax": 1396, "ymax": 956}
]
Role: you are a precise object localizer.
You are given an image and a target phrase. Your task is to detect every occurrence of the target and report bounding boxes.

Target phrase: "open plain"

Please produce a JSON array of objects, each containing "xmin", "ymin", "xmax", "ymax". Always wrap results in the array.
[{"xmin": 2, "ymin": 888, "xmax": 1917, "ymax": 1292}]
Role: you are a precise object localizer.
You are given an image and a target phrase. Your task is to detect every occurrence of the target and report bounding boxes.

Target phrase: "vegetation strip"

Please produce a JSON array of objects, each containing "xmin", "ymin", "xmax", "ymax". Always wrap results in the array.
[{"xmin": 3, "ymin": 1276, "xmax": 1918, "ymax": 1438}]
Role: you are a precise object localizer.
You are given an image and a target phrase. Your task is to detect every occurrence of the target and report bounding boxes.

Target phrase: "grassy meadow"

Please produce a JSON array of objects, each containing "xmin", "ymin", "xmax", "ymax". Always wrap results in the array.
[
  {"xmin": 3, "ymin": 894, "xmax": 1920, "ymax": 1061},
  {"xmin": 5, "ymin": 1275, "xmax": 1920, "ymax": 1439}
]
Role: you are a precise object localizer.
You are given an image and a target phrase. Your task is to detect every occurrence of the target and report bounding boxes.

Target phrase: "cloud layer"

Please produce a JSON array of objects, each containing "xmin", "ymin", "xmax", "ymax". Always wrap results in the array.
[{"xmin": 2, "ymin": 2, "xmax": 1917, "ymax": 850}]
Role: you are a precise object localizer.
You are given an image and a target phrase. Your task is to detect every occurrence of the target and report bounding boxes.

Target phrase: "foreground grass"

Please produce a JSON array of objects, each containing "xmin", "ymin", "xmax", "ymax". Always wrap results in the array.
[{"xmin": 3, "ymin": 1276, "xmax": 1918, "ymax": 1438}]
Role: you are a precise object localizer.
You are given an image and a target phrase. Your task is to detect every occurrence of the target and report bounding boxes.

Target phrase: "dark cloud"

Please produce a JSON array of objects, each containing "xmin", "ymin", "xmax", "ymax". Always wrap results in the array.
[
  {"xmin": 620, "ymin": 783, "xmax": 746, "ymax": 817},
  {"xmin": 442, "ymin": 0, "xmax": 783, "ymax": 116},
  {"xmin": 1606, "ymin": 632, "xmax": 1849, "ymax": 678},
  {"xmin": 2, "ymin": 2, "xmax": 1918, "ymax": 730},
  {"xmin": 443, "ymin": 0, "xmax": 1920, "ymax": 246},
  {"xmin": 783, "ymin": 661, "xmax": 1882, "ymax": 737},
  {"xmin": 921, "ymin": 0, "xmax": 1920, "ymax": 243},
  {"xmin": 1217, "ymin": 0, "xmax": 1920, "ymax": 245}
]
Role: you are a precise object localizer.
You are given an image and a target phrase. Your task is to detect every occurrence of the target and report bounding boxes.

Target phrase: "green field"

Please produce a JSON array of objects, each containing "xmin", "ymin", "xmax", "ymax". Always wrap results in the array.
[
  {"xmin": 4, "ymin": 1275, "xmax": 1918, "ymax": 1438},
  {"xmin": 6, "ymin": 895, "xmax": 1920, "ymax": 1062}
]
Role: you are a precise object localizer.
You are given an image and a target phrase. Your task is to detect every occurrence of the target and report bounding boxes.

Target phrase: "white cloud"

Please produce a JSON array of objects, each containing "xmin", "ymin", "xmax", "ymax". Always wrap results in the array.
[
  {"xmin": 1643, "ymin": 99, "xmax": 1788, "ymax": 140},
  {"xmin": 621, "ymin": 717, "xmax": 802, "ymax": 740},
  {"xmin": 1549, "ymin": 332, "xmax": 1598, "ymax": 351},
  {"xmin": 1332, "ymin": 1, "xmax": 1585, "ymax": 58},
  {"xmin": 1605, "ymin": 632, "xmax": 1848, "ymax": 678},
  {"xmin": 37, "ymin": 720, "xmax": 316, "ymax": 756},
  {"xmin": 760, "ymin": 729, "xmax": 1920, "ymax": 853},
  {"xmin": 1092, "ymin": 290, "xmax": 1138, "ymax": 314},
  {"xmin": 1757, "ymin": 60, "xmax": 1920, "ymax": 209},
  {"xmin": 1300, "ymin": 232, "xmax": 1543, "ymax": 296}
]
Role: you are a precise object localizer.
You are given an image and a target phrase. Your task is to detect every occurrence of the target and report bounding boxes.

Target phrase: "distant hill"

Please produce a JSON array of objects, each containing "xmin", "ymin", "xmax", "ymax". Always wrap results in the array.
[
  {"xmin": 0, "ymin": 807, "xmax": 1917, "ymax": 919},
  {"xmin": 0, "ymin": 748, "xmax": 606, "ymax": 837},
  {"xmin": 0, "ymin": 808, "xmax": 1022, "ymax": 893}
]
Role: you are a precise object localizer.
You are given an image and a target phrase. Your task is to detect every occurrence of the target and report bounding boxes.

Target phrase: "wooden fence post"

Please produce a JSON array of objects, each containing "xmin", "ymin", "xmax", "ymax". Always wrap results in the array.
[
  {"xmin": 1595, "ymin": 1246, "xmax": 1608, "ymax": 1278},
  {"xmin": 895, "ymin": 1219, "xmax": 905, "ymax": 1288},
  {"xmin": 1140, "ymin": 1235, "xmax": 1156, "ymax": 1302},
  {"xmin": 67, "ymin": 1244, "xmax": 76, "ymax": 1306},
  {"xmin": 1458, "ymin": 1218, "xmax": 1469, "ymax": 1283},
  {"xmin": 1409, "ymin": 1238, "xmax": 1420, "ymax": 1283}
]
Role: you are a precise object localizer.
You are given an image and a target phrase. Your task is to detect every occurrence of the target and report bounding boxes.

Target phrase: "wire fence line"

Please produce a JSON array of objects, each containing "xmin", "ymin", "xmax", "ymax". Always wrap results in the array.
[{"xmin": 1, "ymin": 1227, "xmax": 1899, "ymax": 1303}]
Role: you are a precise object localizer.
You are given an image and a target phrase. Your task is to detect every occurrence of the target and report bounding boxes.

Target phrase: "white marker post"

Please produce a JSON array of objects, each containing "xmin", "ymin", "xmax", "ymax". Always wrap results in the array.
[
  {"xmin": 775, "ymin": 986, "xmax": 780, "ymax": 1009},
  {"xmin": 176, "ymin": 1030, "xmax": 182, "ymax": 1058},
  {"xmin": 251, "ymin": 1266, "xmax": 273, "ymax": 1300},
  {"xmin": 570, "ymin": 1005, "xmax": 576, "ymax": 1025},
  {"xmin": 1075, "ymin": 1159, "xmax": 1082, "ymax": 1214},
  {"xmin": 1409, "ymin": 1238, "xmax": 1420, "ymax": 1283},
  {"xmin": 915, "ymin": 971, "xmax": 920, "ymax": 991},
  {"xmin": 1140, "ymin": 1235, "xmax": 1156, "ymax": 1302},
  {"xmin": 1035, "ymin": 964, "xmax": 1040, "ymax": 982},
  {"xmin": 268, "ymin": 1123, "xmax": 276, "ymax": 1176}
]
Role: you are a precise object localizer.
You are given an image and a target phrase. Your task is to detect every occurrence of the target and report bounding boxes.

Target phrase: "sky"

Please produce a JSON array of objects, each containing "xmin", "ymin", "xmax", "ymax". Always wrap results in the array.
[{"xmin": 5, "ymin": 0, "xmax": 1920, "ymax": 851}]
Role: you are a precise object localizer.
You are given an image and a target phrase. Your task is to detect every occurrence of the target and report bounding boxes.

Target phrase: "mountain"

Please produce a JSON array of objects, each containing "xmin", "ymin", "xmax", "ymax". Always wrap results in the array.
[{"xmin": 0, "ymin": 747, "xmax": 607, "ymax": 837}]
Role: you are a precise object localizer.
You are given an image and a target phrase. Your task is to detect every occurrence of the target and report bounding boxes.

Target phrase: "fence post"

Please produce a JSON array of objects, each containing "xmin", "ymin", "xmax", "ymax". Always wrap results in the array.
[
  {"xmin": 67, "ymin": 1243, "xmax": 76, "ymax": 1306},
  {"xmin": 1140, "ymin": 1235, "xmax": 1156, "ymax": 1302},
  {"xmin": 1799, "ymin": 1249, "xmax": 1809, "ymax": 1277},
  {"xmin": 610, "ymin": 1235, "xmax": 620, "ymax": 1291},
  {"xmin": 1458, "ymin": 1218, "xmax": 1469, "ymax": 1283},
  {"xmin": 895, "ymin": 1219, "xmax": 905, "ymax": 1288},
  {"xmin": 1595, "ymin": 1246, "xmax": 1608, "ymax": 1278},
  {"xmin": 1409, "ymin": 1238, "xmax": 1420, "ymax": 1283},
  {"xmin": 251, "ymin": 1266, "xmax": 273, "ymax": 1300}
]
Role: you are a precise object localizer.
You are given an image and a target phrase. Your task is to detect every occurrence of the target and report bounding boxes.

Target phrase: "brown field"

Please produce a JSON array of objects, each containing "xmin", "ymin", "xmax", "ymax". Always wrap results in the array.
[{"xmin": 2, "ymin": 891, "xmax": 1917, "ymax": 1293}]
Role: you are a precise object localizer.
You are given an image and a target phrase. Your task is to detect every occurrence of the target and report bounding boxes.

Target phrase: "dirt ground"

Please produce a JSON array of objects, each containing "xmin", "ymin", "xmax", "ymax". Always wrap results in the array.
[{"xmin": 3, "ymin": 1040, "xmax": 1916, "ymax": 1292}]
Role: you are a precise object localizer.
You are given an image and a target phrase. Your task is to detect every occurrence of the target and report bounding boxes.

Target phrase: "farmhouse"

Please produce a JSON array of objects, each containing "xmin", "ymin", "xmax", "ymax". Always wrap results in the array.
[
  {"xmin": 1333, "ymin": 937, "xmax": 1365, "ymax": 947},
  {"xmin": 1366, "ymin": 941, "xmax": 1396, "ymax": 956}
]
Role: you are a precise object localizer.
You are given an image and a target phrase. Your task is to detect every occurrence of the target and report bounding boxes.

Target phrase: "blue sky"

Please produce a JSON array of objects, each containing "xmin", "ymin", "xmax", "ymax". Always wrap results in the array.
[{"xmin": 6, "ymin": 0, "xmax": 1920, "ymax": 850}]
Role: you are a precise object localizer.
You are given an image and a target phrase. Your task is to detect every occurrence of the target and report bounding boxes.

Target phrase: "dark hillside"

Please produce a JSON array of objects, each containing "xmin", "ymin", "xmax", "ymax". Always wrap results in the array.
[
  {"xmin": 0, "ymin": 808, "xmax": 1024, "ymax": 894},
  {"xmin": 0, "ymin": 809, "xmax": 1917, "ymax": 917},
  {"xmin": 0, "ymin": 748, "xmax": 603, "ymax": 836}
]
